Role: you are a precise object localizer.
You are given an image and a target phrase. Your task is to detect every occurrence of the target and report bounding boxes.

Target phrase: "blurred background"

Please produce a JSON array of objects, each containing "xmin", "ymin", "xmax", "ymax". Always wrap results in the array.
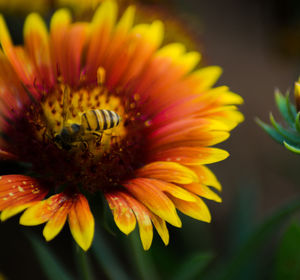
[{"xmin": 1, "ymin": 0, "xmax": 300, "ymax": 279}]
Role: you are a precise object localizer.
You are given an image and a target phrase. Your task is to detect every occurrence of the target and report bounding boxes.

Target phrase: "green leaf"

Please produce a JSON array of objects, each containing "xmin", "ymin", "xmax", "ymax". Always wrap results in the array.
[
  {"xmin": 295, "ymin": 113, "xmax": 300, "ymax": 133},
  {"xmin": 26, "ymin": 233, "xmax": 73, "ymax": 280},
  {"xmin": 91, "ymin": 227, "xmax": 131, "ymax": 280},
  {"xmin": 172, "ymin": 251, "xmax": 214, "ymax": 280},
  {"xmin": 285, "ymin": 94, "xmax": 297, "ymax": 120},
  {"xmin": 212, "ymin": 198, "xmax": 300, "ymax": 280},
  {"xmin": 274, "ymin": 221, "xmax": 300, "ymax": 280},
  {"xmin": 283, "ymin": 141, "xmax": 300, "ymax": 154},
  {"xmin": 275, "ymin": 91, "xmax": 296, "ymax": 126},
  {"xmin": 269, "ymin": 113, "xmax": 300, "ymax": 144},
  {"xmin": 255, "ymin": 118, "xmax": 285, "ymax": 144}
]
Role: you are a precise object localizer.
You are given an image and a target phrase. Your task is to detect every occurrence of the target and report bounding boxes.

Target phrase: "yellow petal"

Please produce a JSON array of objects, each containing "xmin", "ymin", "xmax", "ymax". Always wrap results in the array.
[
  {"xmin": 20, "ymin": 193, "xmax": 65, "ymax": 226},
  {"xmin": 50, "ymin": 9, "xmax": 72, "ymax": 31},
  {"xmin": 144, "ymin": 178, "xmax": 196, "ymax": 202},
  {"xmin": 189, "ymin": 165, "xmax": 222, "ymax": 191},
  {"xmin": 124, "ymin": 178, "xmax": 182, "ymax": 227},
  {"xmin": 132, "ymin": 20, "xmax": 164, "ymax": 49},
  {"xmin": 68, "ymin": 194, "xmax": 94, "ymax": 251},
  {"xmin": 153, "ymin": 147, "xmax": 229, "ymax": 165},
  {"xmin": 20, "ymin": 200, "xmax": 53, "ymax": 225},
  {"xmin": 43, "ymin": 200, "xmax": 72, "ymax": 241},
  {"xmin": 192, "ymin": 66, "xmax": 223, "ymax": 90},
  {"xmin": 116, "ymin": 5, "xmax": 135, "ymax": 32},
  {"xmin": 121, "ymin": 193, "xmax": 153, "ymax": 250},
  {"xmin": 171, "ymin": 195, "xmax": 211, "ymax": 222},
  {"xmin": 184, "ymin": 183, "xmax": 222, "ymax": 202},
  {"xmin": 91, "ymin": 0, "xmax": 118, "ymax": 28},
  {"xmin": 105, "ymin": 192, "xmax": 136, "ymax": 235},
  {"xmin": 0, "ymin": 15, "xmax": 12, "ymax": 48},
  {"xmin": 177, "ymin": 51, "xmax": 201, "ymax": 73},
  {"xmin": 156, "ymin": 43, "xmax": 186, "ymax": 59},
  {"xmin": 150, "ymin": 213, "xmax": 169, "ymax": 245},
  {"xmin": 24, "ymin": 13, "xmax": 48, "ymax": 41},
  {"xmin": 1, "ymin": 202, "xmax": 36, "ymax": 221}
]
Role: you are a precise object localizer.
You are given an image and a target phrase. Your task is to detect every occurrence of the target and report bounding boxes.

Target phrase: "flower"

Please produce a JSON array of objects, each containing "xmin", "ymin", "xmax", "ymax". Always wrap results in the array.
[
  {"xmin": 257, "ymin": 80, "xmax": 300, "ymax": 154},
  {"xmin": 0, "ymin": 0, "xmax": 243, "ymax": 251}
]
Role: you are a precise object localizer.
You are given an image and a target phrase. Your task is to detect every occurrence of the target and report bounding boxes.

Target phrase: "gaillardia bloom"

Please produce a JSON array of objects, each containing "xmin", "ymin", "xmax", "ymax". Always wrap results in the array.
[
  {"xmin": 0, "ymin": 0, "xmax": 243, "ymax": 250},
  {"xmin": 257, "ymin": 80, "xmax": 300, "ymax": 154}
]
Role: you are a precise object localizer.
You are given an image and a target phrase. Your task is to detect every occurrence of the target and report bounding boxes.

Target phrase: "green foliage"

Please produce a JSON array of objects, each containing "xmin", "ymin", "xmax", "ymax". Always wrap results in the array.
[
  {"xmin": 257, "ymin": 91, "xmax": 300, "ymax": 153},
  {"xmin": 207, "ymin": 198, "xmax": 300, "ymax": 280},
  {"xmin": 26, "ymin": 233, "xmax": 73, "ymax": 280},
  {"xmin": 171, "ymin": 251, "xmax": 214, "ymax": 280},
  {"xmin": 274, "ymin": 221, "xmax": 300, "ymax": 280},
  {"xmin": 91, "ymin": 227, "xmax": 131, "ymax": 280}
]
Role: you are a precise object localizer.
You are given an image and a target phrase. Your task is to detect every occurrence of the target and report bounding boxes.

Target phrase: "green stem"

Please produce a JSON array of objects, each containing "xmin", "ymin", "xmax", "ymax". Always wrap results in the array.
[
  {"xmin": 92, "ymin": 227, "xmax": 131, "ymax": 280},
  {"xmin": 74, "ymin": 244, "xmax": 93, "ymax": 280},
  {"xmin": 129, "ymin": 230, "xmax": 160, "ymax": 280}
]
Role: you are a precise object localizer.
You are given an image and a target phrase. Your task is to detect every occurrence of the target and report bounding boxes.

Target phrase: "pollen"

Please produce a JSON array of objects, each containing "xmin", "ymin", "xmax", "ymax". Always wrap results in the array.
[{"xmin": 18, "ymin": 186, "xmax": 24, "ymax": 192}]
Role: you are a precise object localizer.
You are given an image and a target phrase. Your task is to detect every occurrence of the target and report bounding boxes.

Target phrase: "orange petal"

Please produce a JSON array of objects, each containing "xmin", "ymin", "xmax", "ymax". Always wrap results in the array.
[
  {"xmin": 20, "ymin": 193, "xmax": 69, "ymax": 226},
  {"xmin": 189, "ymin": 165, "xmax": 222, "ymax": 191},
  {"xmin": 120, "ymin": 21, "xmax": 164, "ymax": 86},
  {"xmin": 149, "ymin": 118, "xmax": 229, "ymax": 141},
  {"xmin": 43, "ymin": 198, "xmax": 72, "ymax": 241},
  {"xmin": 150, "ymin": 129, "xmax": 230, "ymax": 150},
  {"xmin": 152, "ymin": 147, "xmax": 229, "ymax": 165},
  {"xmin": 123, "ymin": 178, "xmax": 181, "ymax": 227},
  {"xmin": 0, "ymin": 175, "xmax": 47, "ymax": 211},
  {"xmin": 0, "ymin": 149, "xmax": 18, "ymax": 160},
  {"xmin": 68, "ymin": 194, "xmax": 94, "ymax": 251},
  {"xmin": 61, "ymin": 23, "xmax": 89, "ymax": 86},
  {"xmin": 135, "ymin": 161, "xmax": 198, "ymax": 184},
  {"xmin": 183, "ymin": 183, "xmax": 222, "ymax": 202},
  {"xmin": 171, "ymin": 195, "xmax": 211, "ymax": 223},
  {"xmin": 140, "ymin": 178, "xmax": 196, "ymax": 202},
  {"xmin": 105, "ymin": 192, "xmax": 136, "ymax": 235},
  {"xmin": 86, "ymin": 0, "xmax": 118, "ymax": 78},
  {"xmin": 120, "ymin": 192, "xmax": 153, "ymax": 250}
]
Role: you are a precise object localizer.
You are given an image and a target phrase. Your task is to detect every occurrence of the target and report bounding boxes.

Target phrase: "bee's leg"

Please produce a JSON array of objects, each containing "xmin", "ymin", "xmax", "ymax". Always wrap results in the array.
[
  {"xmin": 81, "ymin": 141, "xmax": 89, "ymax": 151},
  {"xmin": 89, "ymin": 131, "xmax": 103, "ymax": 148},
  {"xmin": 95, "ymin": 133, "xmax": 103, "ymax": 147}
]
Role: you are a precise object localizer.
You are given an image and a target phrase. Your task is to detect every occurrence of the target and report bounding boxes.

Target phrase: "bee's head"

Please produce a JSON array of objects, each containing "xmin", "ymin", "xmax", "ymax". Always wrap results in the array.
[
  {"xmin": 54, "ymin": 133, "xmax": 71, "ymax": 150},
  {"xmin": 53, "ymin": 125, "xmax": 81, "ymax": 150},
  {"xmin": 54, "ymin": 127, "xmax": 72, "ymax": 150}
]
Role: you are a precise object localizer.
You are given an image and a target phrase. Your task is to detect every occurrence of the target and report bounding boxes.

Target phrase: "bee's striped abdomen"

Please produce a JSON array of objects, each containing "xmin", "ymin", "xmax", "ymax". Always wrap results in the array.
[{"xmin": 81, "ymin": 109, "xmax": 121, "ymax": 131}]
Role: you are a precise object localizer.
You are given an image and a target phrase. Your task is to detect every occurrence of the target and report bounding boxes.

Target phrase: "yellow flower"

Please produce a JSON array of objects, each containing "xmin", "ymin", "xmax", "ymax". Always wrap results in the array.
[{"xmin": 0, "ymin": 0, "xmax": 243, "ymax": 251}]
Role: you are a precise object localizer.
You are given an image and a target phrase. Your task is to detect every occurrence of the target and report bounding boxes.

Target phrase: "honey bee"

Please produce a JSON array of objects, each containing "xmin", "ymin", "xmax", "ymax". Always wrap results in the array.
[{"xmin": 54, "ymin": 109, "xmax": 121, "ymax": 150}]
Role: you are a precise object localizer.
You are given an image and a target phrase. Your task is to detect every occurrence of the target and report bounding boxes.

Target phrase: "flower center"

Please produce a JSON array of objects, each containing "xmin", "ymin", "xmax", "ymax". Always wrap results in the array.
[
  {"xmin": 5, "ymin": 75, "xmax": 146, "ymax": 193},
  {"xmin": 41, "ymin": 82, "xmax": 127, "ymax": 157}
]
